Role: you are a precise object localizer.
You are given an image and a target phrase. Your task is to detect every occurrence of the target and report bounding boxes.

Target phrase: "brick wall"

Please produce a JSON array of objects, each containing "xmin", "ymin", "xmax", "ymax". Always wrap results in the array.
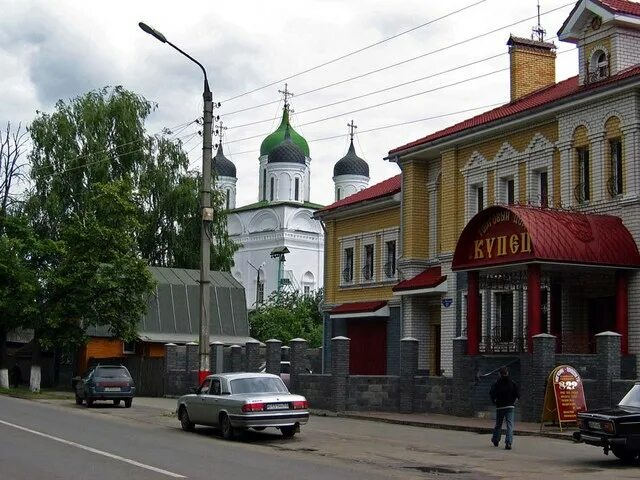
[{"xmin": 414, "ymin": 376, "xmax": 453, "ymax": 413}]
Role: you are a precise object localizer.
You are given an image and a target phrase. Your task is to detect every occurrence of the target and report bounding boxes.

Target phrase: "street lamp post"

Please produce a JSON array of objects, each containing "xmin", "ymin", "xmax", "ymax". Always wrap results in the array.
[{"xmin": 139, "ymin": 22, "xmax": 214, "ymax": 384}]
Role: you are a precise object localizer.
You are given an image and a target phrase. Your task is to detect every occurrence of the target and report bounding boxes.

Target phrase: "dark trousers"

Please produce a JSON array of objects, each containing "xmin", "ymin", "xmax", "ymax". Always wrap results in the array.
[{"xmin": 491, "ymin": 407, "xmax": 514, "ymax": 445}]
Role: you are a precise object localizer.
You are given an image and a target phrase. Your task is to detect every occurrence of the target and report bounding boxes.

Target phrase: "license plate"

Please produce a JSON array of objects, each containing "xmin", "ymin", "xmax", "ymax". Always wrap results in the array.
[
  {"xmin": 588, "ymin": 421, "xmax": 601, "ymax": 430},
  {"xmin": 104, "ymin": 387, "xmax": 121, "ymax": 392},
  {"xmin": 265, "ymin": 403, "xmax": 289, "ymax": 410}
]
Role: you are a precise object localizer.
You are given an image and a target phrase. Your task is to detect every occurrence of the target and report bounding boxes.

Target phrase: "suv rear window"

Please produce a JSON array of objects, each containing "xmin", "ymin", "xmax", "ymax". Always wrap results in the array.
[{"xmin": 95, "ymin": 366, "xmax": 131, "ymax": 378}]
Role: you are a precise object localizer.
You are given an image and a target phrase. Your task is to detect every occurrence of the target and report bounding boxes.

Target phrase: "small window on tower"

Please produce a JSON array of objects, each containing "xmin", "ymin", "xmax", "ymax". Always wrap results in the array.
[
  {"xmin": 295, "ymin": 178, "xmax": 300, "ymax": 201},
  {"xmin": 270, "ymin": 177, "xmax": 275, "ymax": 201},
  {"xmin": 337, "ymin": 188, "xmax": 341, "ymax": 200},
  {"xmin": 226, "ymin": 189, "xmax": 230, "ymax": 210}
]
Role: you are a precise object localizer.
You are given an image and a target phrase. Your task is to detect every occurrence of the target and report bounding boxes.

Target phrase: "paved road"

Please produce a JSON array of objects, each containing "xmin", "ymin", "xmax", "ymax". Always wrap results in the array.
[{"xmin": 1, "ymin": 395, "xmax": 638, "ymax": 479}]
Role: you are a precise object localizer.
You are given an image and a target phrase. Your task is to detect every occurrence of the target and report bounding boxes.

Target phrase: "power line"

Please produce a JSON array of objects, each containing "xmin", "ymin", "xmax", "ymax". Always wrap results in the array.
[
  {"xmin": 227, "ymin": 51, "xmax": 508, "ymax": 129},
  {"xmin": 220, "ymin": 0, "xmax": 490, "ymax": 103},
  {"xmin": 224, "ymin": 102, "xmax": 505, "ymax": 157},
  {"xmin": 223, "ymin": 45, "xmax": 572, "ymax": 147},
  {"xmin": 222, "ymin": 2, "xmax": 573, "ymax": 116}
]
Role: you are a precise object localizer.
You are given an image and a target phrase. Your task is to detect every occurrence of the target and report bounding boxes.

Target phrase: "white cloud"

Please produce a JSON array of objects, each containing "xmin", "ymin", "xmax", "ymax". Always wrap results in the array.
[{"xmin": 0, "ymin": 0, "xmax": 579, "ymax": 207}]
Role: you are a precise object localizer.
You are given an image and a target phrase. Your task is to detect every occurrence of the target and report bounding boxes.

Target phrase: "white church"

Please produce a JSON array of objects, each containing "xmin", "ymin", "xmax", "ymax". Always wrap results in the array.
[{"xmin": 215, "ymin": 97, "xmax": 370, "ymax": 309}]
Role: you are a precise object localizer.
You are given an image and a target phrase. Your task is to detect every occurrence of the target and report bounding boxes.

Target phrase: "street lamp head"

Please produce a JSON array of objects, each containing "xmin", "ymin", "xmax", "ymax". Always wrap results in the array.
[{"xmin": 138, "ymin": 22, "xmax": 167, "ymax": 43}]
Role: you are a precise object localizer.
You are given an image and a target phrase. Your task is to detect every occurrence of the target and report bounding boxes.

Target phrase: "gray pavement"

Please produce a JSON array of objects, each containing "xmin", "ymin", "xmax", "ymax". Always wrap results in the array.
[{"xmin": 130, "ymin": 395, "xmax": 574, "ymax": 440}]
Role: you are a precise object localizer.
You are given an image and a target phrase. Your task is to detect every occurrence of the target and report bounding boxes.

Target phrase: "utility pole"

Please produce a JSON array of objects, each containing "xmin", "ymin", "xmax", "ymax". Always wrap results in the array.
[{"xmin": 138, "ymin": 22, "xmax": 215, "ymax": 384}]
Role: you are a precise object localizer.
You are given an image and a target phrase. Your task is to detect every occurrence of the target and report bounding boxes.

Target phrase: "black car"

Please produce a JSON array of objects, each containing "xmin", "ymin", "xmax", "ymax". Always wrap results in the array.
[
  {"xmin": 574, "ymin": 383, "xmax": 640, "ymax": 462},
  {"xmin": 73, "ymin": 365, "xmax": 136, "ymax": 408}
]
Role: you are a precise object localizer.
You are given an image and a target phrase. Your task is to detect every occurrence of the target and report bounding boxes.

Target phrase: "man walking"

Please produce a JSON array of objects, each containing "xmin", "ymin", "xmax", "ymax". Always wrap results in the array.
[{"xmin": 490, "ymin": 366, "xmax": 520, "ymax": 450}]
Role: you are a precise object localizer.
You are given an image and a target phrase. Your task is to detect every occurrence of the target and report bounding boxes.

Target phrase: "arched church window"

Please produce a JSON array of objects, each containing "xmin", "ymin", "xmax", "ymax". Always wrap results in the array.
[
  {"xmin": 270, "ymin": 177, "xmax": 275, "ymax": 201},
  {"xmin": 262, "ymin": 169, "xmax": 267, "ymax": 201},
  {"xmin": 337, "ymin": 188, "xmax": 341, "ymax": 201},
  {"xmin": 226, "ymin": 189, "xmax": 230, "ymax": 210},
  {"xmin": 294, "ymin": 178, "xmax": 300, "ymax": 201}
]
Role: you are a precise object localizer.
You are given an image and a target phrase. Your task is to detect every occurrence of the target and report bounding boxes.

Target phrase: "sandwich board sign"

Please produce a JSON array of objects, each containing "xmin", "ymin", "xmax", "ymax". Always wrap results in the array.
[{"xmin": 540, "ymin": 365, "xmax": 587, "ymax": 432}]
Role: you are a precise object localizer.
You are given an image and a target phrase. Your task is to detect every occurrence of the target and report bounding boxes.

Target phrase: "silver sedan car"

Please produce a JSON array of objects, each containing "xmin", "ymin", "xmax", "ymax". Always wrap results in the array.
[{"xmin": 176, "ymin": 373, "xmax": 309, "ymax": 440}]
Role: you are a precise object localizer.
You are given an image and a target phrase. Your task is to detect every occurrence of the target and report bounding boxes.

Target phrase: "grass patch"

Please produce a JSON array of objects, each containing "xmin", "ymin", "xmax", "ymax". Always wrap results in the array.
[{"xmin": 0, "ymin": 386, "xmax": 74, "ymax": 400}]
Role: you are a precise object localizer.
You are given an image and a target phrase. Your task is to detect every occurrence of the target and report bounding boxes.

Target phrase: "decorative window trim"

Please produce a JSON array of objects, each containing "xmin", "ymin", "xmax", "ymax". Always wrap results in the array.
[
  {"xmin": 525, "ymin": 133, "xmax": 554, "ymax": 207},
  {"xmin": 380, "ymin": 230, "xmax": 399, "ymax": 281},
  {"xmin": 360, "ymin": 235, "xmax": 376, "ymax": 284},
  {"xmin": 587, "ymin": 46, "xmax": 610, "ymax": 82},
  {"xmin": 462, "ymin": 151, "xmax": 488, "ymax": 222}
]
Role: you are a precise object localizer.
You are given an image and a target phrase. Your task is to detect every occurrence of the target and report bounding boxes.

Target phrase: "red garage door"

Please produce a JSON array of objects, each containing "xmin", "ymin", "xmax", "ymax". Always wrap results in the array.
[{"xmin": 347, "ymin": 319, "xmax": 387, "ymax": 375}]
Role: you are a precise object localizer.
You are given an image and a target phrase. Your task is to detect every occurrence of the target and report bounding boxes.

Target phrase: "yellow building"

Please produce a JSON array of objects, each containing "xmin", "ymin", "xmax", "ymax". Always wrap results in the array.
[
  {"xmin": 315, "ymin": 175, "xmax": 401, "ymax": 374},
  {"xmin": 321, "ymin": 0, "xmax": 640, "ymax": 377}
]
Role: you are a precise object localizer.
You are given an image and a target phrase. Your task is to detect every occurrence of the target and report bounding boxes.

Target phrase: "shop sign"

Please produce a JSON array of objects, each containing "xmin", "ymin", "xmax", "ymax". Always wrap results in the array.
[
  {"xmin": 540, "ymin": 365, "xmax": 587, "ymax": 432},
  {"xmin": 453, "ymin": 208, "xmax": 535, "ymax": 270}
]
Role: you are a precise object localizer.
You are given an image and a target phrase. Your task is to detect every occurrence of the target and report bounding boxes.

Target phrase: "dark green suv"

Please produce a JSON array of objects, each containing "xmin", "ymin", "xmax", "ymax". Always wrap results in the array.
[{"xmin": 74, "ymin": 365, "xmax": 136, "ymax": 408}]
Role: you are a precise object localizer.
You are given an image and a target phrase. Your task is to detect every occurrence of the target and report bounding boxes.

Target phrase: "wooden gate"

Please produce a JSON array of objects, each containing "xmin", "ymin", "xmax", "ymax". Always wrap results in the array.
[{"xmin": 347, "ymin": 319, "xmax": 387, "ymax": 375}]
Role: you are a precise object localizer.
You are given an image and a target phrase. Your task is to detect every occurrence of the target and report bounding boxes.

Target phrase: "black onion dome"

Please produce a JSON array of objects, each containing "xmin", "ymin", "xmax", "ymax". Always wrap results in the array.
[
  {"xmin": 333, "ymin": 140, "xmax": 369, "ymax": 177},
  {"xmin": 213, "ymin": 144, "xmax": 236, "ymax": 178},
  {"xmin": 267, "ymin": 126, "xmax": 306, "ymax": 164}
]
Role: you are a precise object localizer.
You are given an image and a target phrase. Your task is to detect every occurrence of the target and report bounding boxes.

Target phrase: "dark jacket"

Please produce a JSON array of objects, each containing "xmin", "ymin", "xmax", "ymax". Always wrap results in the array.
[{"xmin": 490, "ymin": 375, "xmax": 520, "ymax": 408}]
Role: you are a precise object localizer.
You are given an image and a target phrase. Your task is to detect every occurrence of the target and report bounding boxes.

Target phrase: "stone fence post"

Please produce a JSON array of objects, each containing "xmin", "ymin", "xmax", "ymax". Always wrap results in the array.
[
  {"xmin": 230, "ymin": 345, "xmax": 242, "ymax": 372},
  {"xmin": 523, "ymin": 333, "xmax": 556, "ymax": 423},
  {"xmin": 596, "ymin": 331, "xmax": 621, "ymax": 408},
  {"xmin": 399, "ymin": 338, "xmax": 419, "ymax": 413},
  {"xmin": 210, "ymin": 342, "xmax": 224, "ymax": 374},
  {"xmin": 186, "ymin": 342, "xmax": 199, "ymax": 373},
  {"xmin": 245, "ymin": 340, "xmax": 261, "ymax": 372},
  {"xmin": 265, "ymin": 339, "xmax": 282, "ymax": 375},
  {"xmin": 290, "ymin": 338, "xmax": 308, "ymax": 394},
  {"xmin": 451, "ymin": 336, "xmax": 473, "ymax": 416},
  {"xmin": 331, "ymin": 337, "xmax": 350, "ymax": 412}
]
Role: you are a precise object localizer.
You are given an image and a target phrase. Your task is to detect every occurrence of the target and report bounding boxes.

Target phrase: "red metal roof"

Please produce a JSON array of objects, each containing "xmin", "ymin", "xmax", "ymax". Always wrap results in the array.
[
  {"xmin": 330, "ymin": 300, "xmax": 388, "ymax": 314},
  {"xmin": 389, "ymin": 64, "xmax": 640, "ymax": 155},
  {"xmin": 316, "ymin": 174, "xmax": 401, "ymax": 214},
  {"xmin": 392, "ymin": 266, "xmax": 447, "ymax": 292},
  {"xmin": 452, "ymin": 205, "xmax": 640, "ymax": 270},
  {"xmin": 599, "ymin": 0, "xmax": 640, "ymax": 16}
]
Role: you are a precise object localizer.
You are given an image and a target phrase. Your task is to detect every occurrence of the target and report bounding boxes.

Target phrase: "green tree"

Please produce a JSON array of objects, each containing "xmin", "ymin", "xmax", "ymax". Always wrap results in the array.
[
  {"xmin": 0, "ymin": 214, "xmax": 62, "ymax": 389},
  {"xmin": 27, "ymin": 85, "xmax": 236, "ymax": 270},
  {"xmin": 44, "ymin": 181, "xmax": 155, "ymax": 348},
  {"xmin": 249, "ymin": 289, "xmax": 323, "ymax": 347}
]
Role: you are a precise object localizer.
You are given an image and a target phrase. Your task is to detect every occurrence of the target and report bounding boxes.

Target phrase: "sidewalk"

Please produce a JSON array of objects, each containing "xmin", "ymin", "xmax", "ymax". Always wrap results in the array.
[{"xmin": 131, "ymin": 396, "xmax": 575, "ymax": 441}]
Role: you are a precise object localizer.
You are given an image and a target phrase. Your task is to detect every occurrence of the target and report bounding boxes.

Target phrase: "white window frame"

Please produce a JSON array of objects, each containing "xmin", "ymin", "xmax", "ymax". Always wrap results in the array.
[
  {"xmin": 380, "ymin": 229, "xmax": 399, "ymax": 281},
  {"xmin": 360, "ymin": 236, "xmax": 376, "ymax": 284},
  {"xmin": 525, "ymin": 133, "xmax": 555, "ymax": 207},
  {"xmin": 339, "ymin": 237, "xmax": 356, "ymax": 286},
  {"xmin": 462, "ymin": 151, "xmax": 489, "ymax": 222}
]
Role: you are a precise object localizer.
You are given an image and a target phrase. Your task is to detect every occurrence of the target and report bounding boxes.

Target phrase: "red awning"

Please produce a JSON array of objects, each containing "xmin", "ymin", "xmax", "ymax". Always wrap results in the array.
[
  {"xmin": 392, "ymin": 266, "xmax": 447, "ymax": 292},
  {"xmin": 452, "ymin": 205, "xmax": 640, "ymax": 271},
  {"xmin": 330, "ymin": 301, "xmax": 388, "ymax": 315}
]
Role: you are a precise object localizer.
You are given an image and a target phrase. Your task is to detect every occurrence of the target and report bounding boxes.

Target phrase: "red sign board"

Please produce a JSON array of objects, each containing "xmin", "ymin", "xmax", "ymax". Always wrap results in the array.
[
  {"xmin": 541, "ymin": 365, "xmax": 587, "ymax": 430},
  {"xmin": 453, "ymin": 208, "xmax": 535, "ymax": 270}
]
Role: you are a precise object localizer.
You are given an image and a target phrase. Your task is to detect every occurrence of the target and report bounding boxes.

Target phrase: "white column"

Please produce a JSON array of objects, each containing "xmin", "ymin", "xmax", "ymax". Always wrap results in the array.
[
  {"xmin": 558, "ymin": 141, "xmax": 574, "ymax": 208},
  {"xmin": 589, "ymin": 132, "xmax": 606, "ymax": 204}
]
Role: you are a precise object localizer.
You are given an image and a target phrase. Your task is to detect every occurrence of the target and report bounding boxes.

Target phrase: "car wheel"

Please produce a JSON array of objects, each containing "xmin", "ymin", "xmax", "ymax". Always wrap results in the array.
[
  {"xmin": 86, "ymin": 397, "xmax": 94, "ymax": 408},
  {"xmin": 280, "ymin": 425, "xmax": 296, "ymax": 438},
  {"xmin": 611, "ymin": 446, "xmax": 639, "ymax": 463},
  {"xmin": 179, "ymin": 407, "xmax": 195, "ymax": 432},
  {"xmin": 124, "ymin": 398, "xmax": 132, "ymax": 408},
  {"xmin": 113, "ymin": 399, "xmax": 121, "ymax": 406},
  {"xmin": 220, "ymin": 413, "xmax": 236, "ymax": 440},
  {"xmin": 75, "ymin": 393, "xmax": 83, "ymax": 405}
]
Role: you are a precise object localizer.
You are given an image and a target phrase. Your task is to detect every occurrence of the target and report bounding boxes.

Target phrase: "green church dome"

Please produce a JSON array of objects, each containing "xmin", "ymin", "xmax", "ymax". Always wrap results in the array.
[{"xmin": 260, "ymin": 108, "xmax": 309, "ymax": 157}]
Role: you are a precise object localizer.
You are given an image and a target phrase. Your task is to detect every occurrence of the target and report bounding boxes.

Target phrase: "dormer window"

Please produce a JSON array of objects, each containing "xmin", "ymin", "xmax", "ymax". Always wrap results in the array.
[{"xmin": 588, "ymin": 49, "xmax": 609, "ymax": 82}]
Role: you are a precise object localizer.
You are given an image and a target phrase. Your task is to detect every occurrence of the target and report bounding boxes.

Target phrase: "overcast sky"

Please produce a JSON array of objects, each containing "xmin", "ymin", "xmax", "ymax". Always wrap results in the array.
[{"xmin": 1, "ymin": 0, "xmax": 581, "ymax": 207}]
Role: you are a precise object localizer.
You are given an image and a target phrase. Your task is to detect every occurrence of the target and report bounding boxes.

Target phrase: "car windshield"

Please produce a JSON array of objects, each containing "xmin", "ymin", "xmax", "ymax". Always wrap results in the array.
[
  {"xmin": 618, "ymin": 384, "xmax": 640, "ymax": 408},
  {"xmin": 95, "ymin": 367, "xmax": 131, "ymax": 378},
  {"xmin": 230, "ymin": 377, "xmax": 288, "ymax": 394}
]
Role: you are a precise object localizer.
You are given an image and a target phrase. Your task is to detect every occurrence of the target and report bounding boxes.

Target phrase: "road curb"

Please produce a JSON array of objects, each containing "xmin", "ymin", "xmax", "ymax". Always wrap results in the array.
[{"xmin": 335, "ymin": 413, "xmax": 575, "ymax": 441}]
